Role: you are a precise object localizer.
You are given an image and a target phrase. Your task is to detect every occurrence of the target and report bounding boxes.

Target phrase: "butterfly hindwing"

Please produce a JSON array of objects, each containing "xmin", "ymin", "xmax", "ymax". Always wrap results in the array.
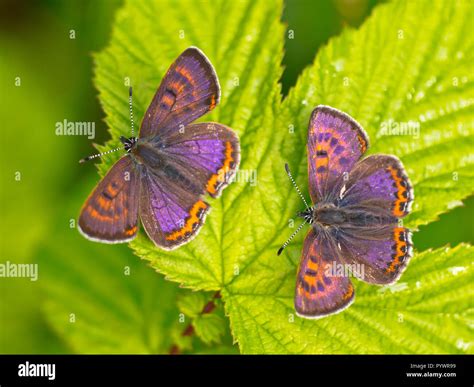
[
  {"xmin": 139, "ymin": 166, "xmax": 210, "ymax": 250},
  {"xmin": 78, "ymin": 156, "xmax": 140, "ymax": 243},
  {"xmin": 339, "ymin": 154, "xmax": 414, "ymax": 218},
  {"xmin": 295, "ymin": 229, "xmax": 355, "ymax": 318},
  {"xmin": 307, "ymin": 106, "xmax": 369, "ymax": 203},
  {"xmin": 159, "ymin": 122, "xmax": 240, "ymax": 198},
  {"xmin": 337, "ymin": 225, "xmax": 413, "ymax": 284},
  {"xmin": 140, "ymin": 47, "xmax": 220, "ymax": 138}
]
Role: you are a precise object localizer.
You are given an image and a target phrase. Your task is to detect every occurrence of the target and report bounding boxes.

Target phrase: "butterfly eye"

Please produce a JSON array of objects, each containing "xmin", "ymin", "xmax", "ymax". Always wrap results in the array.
[{"xmin": 120, "ymin": 136, "xmax": 138, "ymax": 153}]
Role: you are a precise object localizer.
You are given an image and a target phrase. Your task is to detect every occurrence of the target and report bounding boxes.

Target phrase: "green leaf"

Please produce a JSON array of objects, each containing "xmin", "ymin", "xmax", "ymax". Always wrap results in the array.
[
  {"xmin": 94, "ymin": 0, "xmax": 474, "ymax": 353},
  {"xmin": 193, "ymin": 314, "xmax": 226, "ymax": 345},
  {"xmin": 177, "ymin": 292, "xmax": 209, "ymax": 318}
]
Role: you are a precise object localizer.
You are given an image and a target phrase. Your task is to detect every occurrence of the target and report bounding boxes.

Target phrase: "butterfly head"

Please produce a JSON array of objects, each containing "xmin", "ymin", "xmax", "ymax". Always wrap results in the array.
[
  {"xmin": 297, "ymin": 208, "xmax": 314, "ymax": 224},
  {"xmin": 120, "ymin": 136, "xmax": 138, "ymax": 153}
]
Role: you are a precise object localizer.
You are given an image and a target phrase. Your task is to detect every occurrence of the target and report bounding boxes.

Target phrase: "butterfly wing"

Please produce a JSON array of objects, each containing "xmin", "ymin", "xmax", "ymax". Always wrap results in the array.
[
  {"xmin": 78, "ymin": 156, "xmax": 140, "ymax": 243},
  {"xmin": 339, "ymin": 154, "xmax": 414, "ymax": 218},
  {"xmin": 307, "ymin": 106, "xmax": 369, "ymax": 203},
  {"xmin": 138, "ymin": 122, "xmax": 240, "ymax": 249},
  {"xmin": 140, "ymin": 47, "xmax": 220, "ymax": 138},
  {"xmin": 159, "ymin": 122, "xmax": 240, "ymax": 198},
  {"xmin": 337, "ymin": 225, "xmax": 413, "ymax": 284},
  {"xmin": 337, "ymin": 155, "xmax": 414, "ymax": 284},
  {"xmin": 295, "ymin": 228, "xmax": 355, "ymax": 319},
  {"xmin": 139, "ymin": 167, "xmax": 210, "ymax": 250}
]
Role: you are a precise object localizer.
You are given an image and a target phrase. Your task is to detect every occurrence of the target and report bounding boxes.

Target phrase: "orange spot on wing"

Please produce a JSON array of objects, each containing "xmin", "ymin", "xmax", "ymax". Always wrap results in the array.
[
  {"xmin": 161, "ymin": 93, "xmax": 175, "ymax": 107},
  {"xmin": 343, "ymin": 283, "xmax": 354, "ymax": 300},
  {"xmin": 306, "ymin": 260, "xmax": 319, "ymax": 272},
  {"xmin": 386, "ymin": 227, "xmax": 408, "ymax": 274},
  {"xmin": 86, "ymin": 206, "xmax": 113, "ymax": 222},
  {"xmin": 357, "ymin": 133, "xmax": 367, "ymax": 153},
  {"xmin": 387, "ymin": 166, "xmax": 409, "ymax": 217},
  {"xmin": 169, "ymin": 81, "xmax": 184, "ymax": 94},
  {"xmin": 304, "ymin": 275, "xmax": 317, "ymax": 286},
  {"xmin": 315, "ymin": 155, "xmax": 328, "ymax": 169},
  {"xmin": 206, "ymin": 141, "xmax": 235, "ymax": 195},
  {"xmin": 177, "ymin": 66, "xmax": 196, "ymax": 86},
  {"xmin": 97, "ymin": 195, "xmax": 114, "ymax": 212},
  {"xmin": 165, "ymin": 200, "xmax": 208, "ymax": 241},
  {"xmin": 106, "ymin": 184, "xmax": 119, "ymax": 197},
  {"xmin": 124, "ymin": 225, "xmax": 137, "ymax": 236},
  {"xmin": 209, "ymin": 94, "xmax": 216, "ymax": 110}
]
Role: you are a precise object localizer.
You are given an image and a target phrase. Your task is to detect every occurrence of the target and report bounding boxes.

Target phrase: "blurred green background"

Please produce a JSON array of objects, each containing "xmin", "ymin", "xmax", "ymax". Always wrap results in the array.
[{"xmin": 0, "ymin": 0, "xmax": 472, "ymax": 353}]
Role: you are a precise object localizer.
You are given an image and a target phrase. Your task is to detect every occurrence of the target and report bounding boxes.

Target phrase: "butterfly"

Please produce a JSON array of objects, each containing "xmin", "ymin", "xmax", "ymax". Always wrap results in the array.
[
  {"xmin": 279, "ymin": 106, "xmax": 414, "ymax": 319},
  {"xmin": 78, "ymin": 47, "xmax": 240, "ymax": 250}
]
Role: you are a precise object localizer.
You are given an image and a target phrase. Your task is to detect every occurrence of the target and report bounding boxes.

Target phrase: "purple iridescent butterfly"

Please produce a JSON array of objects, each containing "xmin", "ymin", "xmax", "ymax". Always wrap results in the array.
[
  {"xmin": 279, "ymin": 106, "xmax": 414, "ymax": 319},
  {"xmin": 78, "ymin": 47, "xmax": 240, "ymax": 250}
]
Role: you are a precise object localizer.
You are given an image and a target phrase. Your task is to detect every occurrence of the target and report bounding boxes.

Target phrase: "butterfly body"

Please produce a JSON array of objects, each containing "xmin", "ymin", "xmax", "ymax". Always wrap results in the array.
[
  {"xmin": 79, "ymin": 47, "xmax": 240, "ymax": 250},
  {"xmin": 290, "ymin": 105, "xmax": 414, "ymax": 319},
  {"xmin": 301, "ymin": 202, "xmax": 398, "ymax": 229}
]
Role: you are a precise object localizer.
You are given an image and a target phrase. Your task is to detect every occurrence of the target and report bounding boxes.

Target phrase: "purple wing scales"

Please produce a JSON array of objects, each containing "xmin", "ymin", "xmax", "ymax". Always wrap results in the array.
[
  {"xmin": 339, "ymin": 154, "xmax": 414, "ymax": 218},
  {"xmin": 139, "ymin": 169, "xmax": 210, "ymax": 250},
  {"xmin": 337, "ymin": 225, "xmax": 413, "ymax": 284},
  {"xmin": 140, "ymin": 47, "xmax": 220, "ymax": 138},
  {"xmin": 308, "ymin": 106, "xmax": 369, "ymax": 203},
  {"xmin": 295, "ymin": 229, "xmax": 355, "ymax": 318},
  {"xmin": 335, "ymin": 154, "xmax": 414, "ymax": 284},
  {"xmin": 138, "ymin": 123, "xmax": 239, "ymax": 249},
  {"xmin": 162, "ymin": 122, "xmax": 240, "ymax": 198}
]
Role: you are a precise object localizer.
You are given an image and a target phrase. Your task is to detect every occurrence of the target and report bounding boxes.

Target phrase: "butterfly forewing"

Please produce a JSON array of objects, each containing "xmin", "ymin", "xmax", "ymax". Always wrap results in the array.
[
  {"xmin": 78, "ymin": 156, "xmax": 140, "ymax": 243},
  {"xmin": 140, "ymin": 47, "xmax": 220, "ymax": 139},
  {"xmin": 307, "ymin": 106, "xmax": 369, "ymax": 203}
]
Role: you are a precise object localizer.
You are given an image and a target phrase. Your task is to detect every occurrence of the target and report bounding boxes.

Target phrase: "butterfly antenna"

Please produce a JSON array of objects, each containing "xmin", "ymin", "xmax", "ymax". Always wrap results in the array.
[
  {"xmin": 277, "ymin": 220, "xmax": 307, "ymax": 256},
  {"xmin": 78, "ymin": 146, "xmax": 124, "ymax": 163},
  {"xmin": 128, "ymin": 86, "xmax": 135, "ymax": 137},
  {"xmin": 79, "ymin": 88, "xmax": 135, "ymax": 163},
  {"xmin": 284, "ymin": 163, "xmax": 310, "ymax": 210}
]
